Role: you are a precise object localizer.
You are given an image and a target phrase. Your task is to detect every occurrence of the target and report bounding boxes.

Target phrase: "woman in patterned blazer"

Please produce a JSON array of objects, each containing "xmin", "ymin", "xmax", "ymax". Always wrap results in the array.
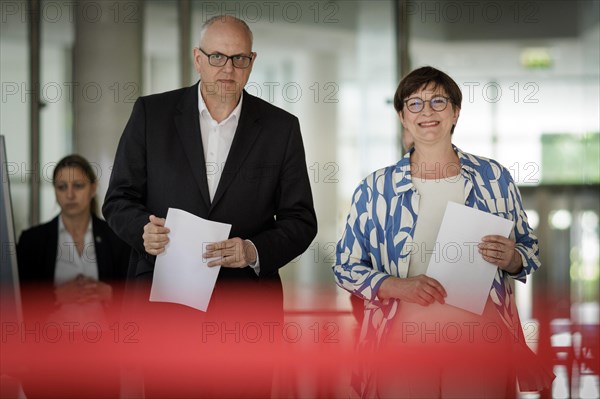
[{"xmin": 334, "ymin": 67, "xmax": 552, "ymax": 398}]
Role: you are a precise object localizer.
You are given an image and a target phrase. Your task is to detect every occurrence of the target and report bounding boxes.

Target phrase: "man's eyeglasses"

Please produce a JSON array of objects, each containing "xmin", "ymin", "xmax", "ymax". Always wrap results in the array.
[
  {"xmin": 198, "ymin": 48, "xmax": 253, "ymax": 69},
  {"xmin": 404, "ymin": 96, "xmax": 451, "ymax": 113}
]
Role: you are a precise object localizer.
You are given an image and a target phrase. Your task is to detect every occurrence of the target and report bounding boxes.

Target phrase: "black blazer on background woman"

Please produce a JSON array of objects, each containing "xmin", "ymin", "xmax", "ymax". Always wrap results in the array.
[
  {"xmin": 16, "ymin": 214, "xmax": 130, "ymax": 322},
  {"xmin": 15, "ymin": 215, "xmax": 129, "ymax": 399},
  {"xmin": 17, "ymin": 214, "xmax": 130, "ymax": 284}
]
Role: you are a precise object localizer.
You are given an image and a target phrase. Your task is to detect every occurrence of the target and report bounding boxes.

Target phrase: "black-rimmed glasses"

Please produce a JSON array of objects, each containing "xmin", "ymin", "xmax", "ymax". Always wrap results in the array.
[
  {"xmin": 404, "ymin": 96, "xmax": 451, "ymax": 113},
  {"xmin": 198, "ymin": 47, "xmax": 253, "ymax": 69}
]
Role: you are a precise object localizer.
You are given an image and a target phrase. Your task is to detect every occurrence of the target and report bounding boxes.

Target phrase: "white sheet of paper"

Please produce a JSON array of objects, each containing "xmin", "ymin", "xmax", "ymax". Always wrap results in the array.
[
  {"xmin": 426, "ymin": 201, "xmax": 513, "ymax": 315},
  {"xmin": 149, "ymin": 208, "xmax": 231, "ymax": 312}
]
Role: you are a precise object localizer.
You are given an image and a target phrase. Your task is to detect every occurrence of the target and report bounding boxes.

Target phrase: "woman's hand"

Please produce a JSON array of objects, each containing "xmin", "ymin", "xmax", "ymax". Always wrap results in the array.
[
  {"xmin": 377, "ymin": 275, "xmax": 446, "ymax": 306},
  {"xmin": 479, "ymin": 235, "xmax": 523, "ymax": 274},
  {"xmin": 54, "ymin": 275, "xmax": 113, "ymax": 305},
  {"xmin": 86, "ymin": 280, "xmax": 113, "ymax": 303}
]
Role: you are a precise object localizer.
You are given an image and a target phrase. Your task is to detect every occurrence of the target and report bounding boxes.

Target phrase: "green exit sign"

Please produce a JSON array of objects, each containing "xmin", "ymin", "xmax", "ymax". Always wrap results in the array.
[{"xmin": 542, "ymin": 133, "xmax": 600, "ymax": 184}]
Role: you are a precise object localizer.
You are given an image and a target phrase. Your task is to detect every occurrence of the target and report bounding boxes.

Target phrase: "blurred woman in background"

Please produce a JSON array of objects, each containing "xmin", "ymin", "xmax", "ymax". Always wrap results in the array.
[{"xmin": 17, "ymin": 154, "xmax": 129, "ymax": 398}]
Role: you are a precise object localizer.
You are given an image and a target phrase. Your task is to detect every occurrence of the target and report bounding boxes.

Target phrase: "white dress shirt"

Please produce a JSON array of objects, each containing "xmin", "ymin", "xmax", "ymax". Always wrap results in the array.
[
  {"xmin": 52, "ymin": 215, "xmax": 107, "ymax": 327},
  {"xmin": 198, "ymin": 87, "xmax": 261, "ymax": 274},
  {"xmin": 55, "ymin": 216, "xmax": 98, "ymax": 285},
  {"xmin": 198, "ymin": 90, "xmax": 242, "ymax": 202}
]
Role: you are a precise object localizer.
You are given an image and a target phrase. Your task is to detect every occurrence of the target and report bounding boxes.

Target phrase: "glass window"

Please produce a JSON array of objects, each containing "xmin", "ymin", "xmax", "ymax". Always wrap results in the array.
[
  {"xmin": 39, "ymin": 0, "xmax": 75, "ymax": 222},
  {"xmin": 144, "ymin": 0, "xmax": 180, "ymax": 95},
  {"xmin": 407, "ymin": 1, "xmax": 600, "ymax": 186},
  {"xmin": 1, "ymin": 0, "xmax": 30, "ymax": 236}
]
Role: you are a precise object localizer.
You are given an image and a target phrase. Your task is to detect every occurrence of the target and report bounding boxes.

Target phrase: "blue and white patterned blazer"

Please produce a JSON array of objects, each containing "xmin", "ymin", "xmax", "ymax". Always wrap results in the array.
[{"xmin": 333, "ymin": 145, "xmax": 541, "ymax": 398}]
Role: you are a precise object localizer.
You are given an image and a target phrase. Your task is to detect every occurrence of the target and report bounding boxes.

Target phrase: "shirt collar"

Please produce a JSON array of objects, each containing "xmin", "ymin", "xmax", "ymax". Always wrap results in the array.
[{"xmin": 197, "ymin": 84, "xmax": 243, "ymax": 124}]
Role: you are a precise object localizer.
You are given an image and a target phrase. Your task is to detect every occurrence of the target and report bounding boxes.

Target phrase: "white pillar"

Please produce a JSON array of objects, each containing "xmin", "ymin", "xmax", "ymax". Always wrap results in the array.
[
  {"xmin": 289, "ymin": 50, "xmax": 339, "ymax": 309},
  {"xmin": 73, "ymin": 0, "xmax": 143, "ymax": 212}
]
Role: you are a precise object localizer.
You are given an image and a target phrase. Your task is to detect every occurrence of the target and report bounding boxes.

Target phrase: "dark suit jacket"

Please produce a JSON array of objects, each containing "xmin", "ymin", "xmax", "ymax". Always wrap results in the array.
[
  {"xmin": 16, "ymin": 215, "xmax": 127, "ymax": 399},
  {"xmin": 17, "ymin": 214, "xmax": 130, "ymax": 283},
  {"xmin": 16, "ymin": 214, "xmax": 130, "ymax": 319},
  {"xmin": 102, "ymin": 84, "xmax": 317, "ymax": 315}
]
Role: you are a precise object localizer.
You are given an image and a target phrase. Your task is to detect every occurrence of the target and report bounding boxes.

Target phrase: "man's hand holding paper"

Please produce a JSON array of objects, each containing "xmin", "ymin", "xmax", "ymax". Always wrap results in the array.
[
  {"xmin": 204, "ymin": 238, "xmax": 257, "ymax": 268},
  {"xmin": 149, "ymin": 208, "xmax": 232, "ymax": 312}
]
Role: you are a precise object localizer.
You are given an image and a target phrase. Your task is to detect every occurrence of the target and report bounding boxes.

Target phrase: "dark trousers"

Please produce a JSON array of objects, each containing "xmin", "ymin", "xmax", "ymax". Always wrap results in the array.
[{"xmin": 124, "ymin": 273, "xmax": 282, "ymax": 399}]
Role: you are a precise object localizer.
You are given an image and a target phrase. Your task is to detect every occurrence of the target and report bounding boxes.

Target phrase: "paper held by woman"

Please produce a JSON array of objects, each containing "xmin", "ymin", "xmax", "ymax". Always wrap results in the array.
[{"xmin": 426, "ymin": 201, "xmax": 513, "ymax": 315}]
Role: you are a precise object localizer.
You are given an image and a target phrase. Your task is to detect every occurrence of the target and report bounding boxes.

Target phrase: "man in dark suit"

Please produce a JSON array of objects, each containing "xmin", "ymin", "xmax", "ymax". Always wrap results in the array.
[{"xmin": 103, "ymin": 15, "xmax": 317, "ymax": 397}]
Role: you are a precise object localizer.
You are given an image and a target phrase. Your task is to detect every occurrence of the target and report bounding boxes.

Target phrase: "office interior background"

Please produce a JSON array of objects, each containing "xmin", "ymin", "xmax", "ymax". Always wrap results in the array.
[{"xmin": 1, "ymin": 0, "xmax": 599, "ymax": 397}]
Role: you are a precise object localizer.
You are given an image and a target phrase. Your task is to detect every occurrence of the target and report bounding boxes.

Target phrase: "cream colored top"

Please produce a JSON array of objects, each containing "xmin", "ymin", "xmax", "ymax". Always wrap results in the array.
[
  {"xmin": 408, "ymin": 176, "xmax": 463, "ymax": 277},
  {"xmin": 389, "ymin": 176, "xmax": 506, "ymax": 346}
]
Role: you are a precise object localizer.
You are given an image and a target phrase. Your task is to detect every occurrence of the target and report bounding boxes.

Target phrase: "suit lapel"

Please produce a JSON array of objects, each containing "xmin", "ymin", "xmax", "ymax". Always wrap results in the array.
[
  {"xmin": 210, "ymin": 92, "xmax": 262, "ymax": 210},
  {"xmin": 92, "ymin": 216, "xmax": 109, "ymax": 281},
  {"xmin": 174, "ymin": 83, "xmax": 211, "ymax": 208},
  {"xmin": 45, "ymin": 217, "xmax": 60, "ymax": 280}
]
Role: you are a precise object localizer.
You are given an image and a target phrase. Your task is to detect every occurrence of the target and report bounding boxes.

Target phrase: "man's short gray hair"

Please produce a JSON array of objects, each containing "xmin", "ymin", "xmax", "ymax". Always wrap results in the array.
[{"xmin": 199, "ymin": 15, "xmax": 253, "ymax": 49}]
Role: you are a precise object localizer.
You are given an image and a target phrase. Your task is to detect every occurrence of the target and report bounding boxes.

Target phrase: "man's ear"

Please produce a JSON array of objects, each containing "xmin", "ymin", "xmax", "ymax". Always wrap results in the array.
[{"xmin": 193, "ymin": 48, "xmax": 202, "ymax": 75}]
